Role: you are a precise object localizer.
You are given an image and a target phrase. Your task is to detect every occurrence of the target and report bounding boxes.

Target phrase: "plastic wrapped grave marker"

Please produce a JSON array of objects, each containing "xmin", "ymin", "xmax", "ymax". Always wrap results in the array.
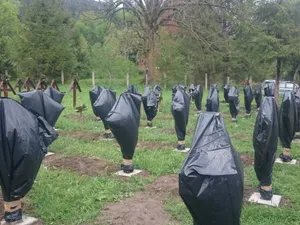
[
  {"xmin": 224, "ymin": 84, "xmax": 230, "ymax": 103},
  {"xmin": 44, "ymin": 87, "xmax": 65, "ymax": 104},
  {"xmin": 93, "ymin": 88, "xmax": 117, "ymax": 139},
  {"xmin": 294, "ymin": 89, "xmax": 300, "ymax": 138},
  {"xmin": 189, "ymin": 84, "xmax": 203, "ymax": 113},
  {"xmin": 18, "ymin": 90, "xmax": 65, "ymax": 127},
  {"xmin": 253, "ymin": 97, "xmax": 278, "ymax": 200},
  {"xmin": 228, "ymin": 86, "xmax": 240, "ymax": 122},
  {"xmin": 89, "ymin": 86, "xmax": 104, "ymax": 120},
  {"xmin": 106, "ymin": 92, "xmax": 141, "ymax": 174},
  {"xmin": 142, "ymin": 87, "xmax": 158, "ymax": 128},
  {"xmin": 179, "ymin": 112, "xmax": 244, "ymax": 225},
  {"xmin": 127, "ymin": 85, "xmax": 138, "ymax": 94},
  {"xmin": 244, "ymin": 85, "xmax": 253, "ymax": 117},
  {"xmin": 278, "ymin": 91, "xmax": 296, "ymax": 163},
  {"xmin": 153, "ymin": 85, "xmax": 163, "ymax": 111},
  {"xmin": 172, "ymin": 85, "xmax": 190, "ymax": 151},
  {"xmin": 0, "ymin": 98, "xmax": 58, "ymax": 223},
  {"xmin": 206, "ymin": 84, "xmax": 219, "ymax": 112},
  {"xmin": 253, "ymin": 83, "xmax": 262, "ymax": 111}
]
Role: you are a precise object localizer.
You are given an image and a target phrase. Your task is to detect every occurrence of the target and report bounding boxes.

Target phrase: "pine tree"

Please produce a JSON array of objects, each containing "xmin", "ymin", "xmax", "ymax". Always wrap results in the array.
[{"xmin": 17, "ymin": 0, "xmax": 77, "ymax": 78}]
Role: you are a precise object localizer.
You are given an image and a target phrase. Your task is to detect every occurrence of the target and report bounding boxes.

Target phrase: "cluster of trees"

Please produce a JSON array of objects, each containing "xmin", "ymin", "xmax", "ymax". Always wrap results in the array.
[{"xmin": 0, "ymin": 0, "xmax": 300, "ymax": 86}]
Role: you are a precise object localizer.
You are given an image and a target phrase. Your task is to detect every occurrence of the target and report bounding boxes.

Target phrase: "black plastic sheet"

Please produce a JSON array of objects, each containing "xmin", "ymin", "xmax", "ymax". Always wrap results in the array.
[
  {"xmin": 142, "ymin": 87, "xmax": 158, "ymax": 121},
  {"xmin": 172, "ymin": 84, "xmax": 186, "ymax": 100},
  {"xmin": 253, "ymin": 97, "xmax": 278, "ymax": 186},
  {"xmin": 93, "ymin": 88, "xmax": 116, "ymax": 122},
  {"xmin": 295, "ymin": 89, "xmax": 300, "ymax": 132},
  {"xmin": 253, "ymin": 83, "xmax": 262, "ymax": 109},
  {"xmin": 18, "ymin": 90, "xmax": 65, "ymax": 127},
  {"xmin": 106, "ymin": 92, "xmax": 141, "ymax": 160},
  {"xmin": 172, "ymin": 88, "xmax": 190, "ymax": 141},
  {"xmin": 44, "ymin": 87, "xmax": 65, "ymax": 104},
  {"xmin": 224, "ymin": 84, "xmax": 230, "ymax": 103},
  {"xmin": 264, "ymin": 83, "xmax": 275, "ymax": 97},
  {"xmin": 206, "ymin": 84, "xmax": 219, "ymax": 112},
  {"xmin": 228, "ymin": 86, "xmax": 240, "ymax": 118},
  {"xmin": 127, "ymin": 85, "xmax": 138, "ymax": 94},
  {"xmin": 190, "ymin": 85, "xmax": 203, "ymax": 111},
  {"xmin": 179, "ymin": 112, "xmax": 244, "ymax": 225},
  {"xmin": 89, "ymin": 86, "xmax": 104, "ymax": 116},
  {"xmin": 0, "ymin": 98, "xmax": 58, "ymax": 203},
  {"xmin": 279, "ymin": 91, "xmax": 296, "ymax": 149},
  {"xmin": 243, "ymin": 85, "xmax": 253, "ymax": 114}
]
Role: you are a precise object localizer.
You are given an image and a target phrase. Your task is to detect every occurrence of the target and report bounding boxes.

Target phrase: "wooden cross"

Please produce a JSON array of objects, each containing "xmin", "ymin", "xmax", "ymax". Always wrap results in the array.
[
  {"xmin": 22, "ymin": 77, "xmax": 35, "ymax": 91},
  {"xmin": 14, "ymin": 79, "xmax": 24, "ymax": 92},
  {"xmin": 35, "ymin": 77, "xmax": 48, "ymax": 90},
  {"xmin": 0, "ymin": 76, "xmax": 16, "ymax": 97},
  {"xmin": 50, "ymin": 79, "xmax": 60, "ymax": 91},
  {"xmin": 68, "ymin": 78, "xmax": 81, "ymax": 107}
]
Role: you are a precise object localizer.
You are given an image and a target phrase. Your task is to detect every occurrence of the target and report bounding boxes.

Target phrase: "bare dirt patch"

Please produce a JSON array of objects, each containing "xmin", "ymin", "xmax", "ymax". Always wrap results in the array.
[
  {"xmin": 240, "ymin": 153, "xmax": 254, "ymax": 166},
  {"xmin": 96, "ymin": 175, "xmax": 179, "ymax": 225},
  {"xmin": 64, "ymin": 114, "xmax": 99, "ymax": 121},
  {"xmin": 58, "ymin": 130, "xmax": 105, "ymax": 141},
  {"xmin": 162, "ymin": 128, "xmax": 193, "ymax": 135},
  {"xmin": 43, "ymin": 154, "xmax": 119, "ymax": 176}
]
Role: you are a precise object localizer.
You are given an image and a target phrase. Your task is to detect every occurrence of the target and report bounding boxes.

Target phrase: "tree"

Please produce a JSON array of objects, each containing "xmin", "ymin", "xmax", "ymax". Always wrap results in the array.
[
  {"xmin": 246, "ymin": 0, "xmax": 300, "ymax": 102},
  {"xmin": 0, "ymin": 0, "xmax": 20, "ymax": 76},
  {"xmin": 15, "ymin": 0, "xmax": 78, "ymax": 78}
]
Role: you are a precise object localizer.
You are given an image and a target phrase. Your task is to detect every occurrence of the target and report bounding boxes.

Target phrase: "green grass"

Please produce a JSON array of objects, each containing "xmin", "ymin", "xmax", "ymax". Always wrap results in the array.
[{"xmin": 6, "ymin": 79, "xmax": 300, "ymax": 225}]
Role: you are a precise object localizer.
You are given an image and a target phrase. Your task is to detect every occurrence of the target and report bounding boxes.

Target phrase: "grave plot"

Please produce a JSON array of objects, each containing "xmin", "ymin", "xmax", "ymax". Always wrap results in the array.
[{"xmin": 96, "ymin": 175, "xmax": 180, "ymax": 225}]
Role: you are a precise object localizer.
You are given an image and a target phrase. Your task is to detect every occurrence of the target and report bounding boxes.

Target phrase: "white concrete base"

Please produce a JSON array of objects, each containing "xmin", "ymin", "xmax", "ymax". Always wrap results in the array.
[
  {"xmin": 1, "ymin": 216, "xmax": 39, "ymax": 225},
  {"xmin": 115, "ymin": 169, "xmax": 142, "ymax": 177},
  {"xmin": 292, "ymin": 139, "xmax": 300, "ymax": 143},
  {"xmin": 145, "ymin": 126, "xmax": 157, "ymax": 129},
  {"xmin": 275, "ymin": 158, "xmax": 297, "ymax": 165},
  {"xmin": 173, "ymin": 148, "xmax": 190, "ymax": 153},
  {"xmin": 45, "ymin": 152, "xmax": 54, "ymax": 157},
  {"xmin": 248, "ymin": 192, "xmax": 281, "ymax": 207}
]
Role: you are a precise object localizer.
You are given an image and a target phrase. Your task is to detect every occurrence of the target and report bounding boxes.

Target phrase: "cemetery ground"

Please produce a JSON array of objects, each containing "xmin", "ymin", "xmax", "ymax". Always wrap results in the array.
[{"xmin": 2, "ymin": 79, "xmax": 300, "ymax": 225}]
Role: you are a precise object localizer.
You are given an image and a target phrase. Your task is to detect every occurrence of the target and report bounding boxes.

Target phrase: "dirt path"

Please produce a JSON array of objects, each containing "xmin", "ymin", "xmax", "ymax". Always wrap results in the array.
[{"xmin": 95, "ymin": 175, "xmax": 180, "ymax": 225}]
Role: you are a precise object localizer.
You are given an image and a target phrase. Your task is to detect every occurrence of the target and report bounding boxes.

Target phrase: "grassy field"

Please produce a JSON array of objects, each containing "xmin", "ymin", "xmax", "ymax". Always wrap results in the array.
[{"xmin": 7, "ymin": 79, "xmax": 300, "ymax": 225}]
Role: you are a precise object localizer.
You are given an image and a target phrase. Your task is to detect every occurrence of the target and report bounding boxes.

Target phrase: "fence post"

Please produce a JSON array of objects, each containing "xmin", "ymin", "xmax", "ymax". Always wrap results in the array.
[
  {"xmin": 205, "ymin": 73, "xmax": 208, "ymax": 91},
  {"xmin": 227, "ymin": 76, "xmax": 230, "ymax": 85},
  {"xmin": 145, "ymin": 73, "xmax": 148, "ymax": 87},
  {"xmin": 92, "ymin": 71, "xmax": 95, "ymax": 87},
  {"xmin": 164, "ymin": 73, "xmax": 167, "ymax": 89}
]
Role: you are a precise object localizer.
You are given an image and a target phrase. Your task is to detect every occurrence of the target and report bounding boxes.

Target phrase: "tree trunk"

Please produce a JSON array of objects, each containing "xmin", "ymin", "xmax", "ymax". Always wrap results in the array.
[
  {"xmin": 145, "ymin": 51, "xmax": 155, "ymax": 84},
  {"xmin": 275, "ymin": 57, "xmax": 281, "ymax": 104}
]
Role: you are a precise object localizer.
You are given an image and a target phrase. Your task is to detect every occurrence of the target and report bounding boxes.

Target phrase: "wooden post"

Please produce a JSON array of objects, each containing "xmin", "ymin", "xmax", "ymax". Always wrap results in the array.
[
  {"xmin": 68, "ymin": 78, "xmax": 82, "ymax": 108},
  {"xmin": 126, "ymin": 73, "xmax": 129, "ymax": 87},
  {"xmin": 92, "ymin": 72, "xmax": 95, "ymax": 87},
  {"xmin": 4, "ymin": 71, "xmax": 8, "ymax": 97},
  {"xmin": 249, "ymin": 76, "xmax": 253, "ymax": 88},
  {"xmin": 145, "ymin": 73, "xmax": 148, "ymax": 87},
  {"xmin": 184, "ymin": 75, "xmax": 187, "ymax": 86},
  {"xmin": 73, "ymin": 88, "xmax": 76, "ymax": 108},
  {"xmin": 164, "ymin": 73, "xmax": 166, "ymax": 89},
  {"xmin": 205, "ymin": 73, "xmax": 208, "ymax": 91},
  {"xmin": 61, "ymin": 70, "xmax": 64, "ymax": 85},
  {"xmin": 227, "ymin": 76, "xmax": 230, "ymax": 85}
]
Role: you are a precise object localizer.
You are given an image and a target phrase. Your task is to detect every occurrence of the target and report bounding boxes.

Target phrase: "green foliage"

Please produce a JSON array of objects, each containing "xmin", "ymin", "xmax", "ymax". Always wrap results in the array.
[
  {"xmin": 0, "ymin": 0, "xmax": 20, "ymax": 76},
  {"xmin": 12, "ymin": 0, "xmax": 78, "ymax": 78}
]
